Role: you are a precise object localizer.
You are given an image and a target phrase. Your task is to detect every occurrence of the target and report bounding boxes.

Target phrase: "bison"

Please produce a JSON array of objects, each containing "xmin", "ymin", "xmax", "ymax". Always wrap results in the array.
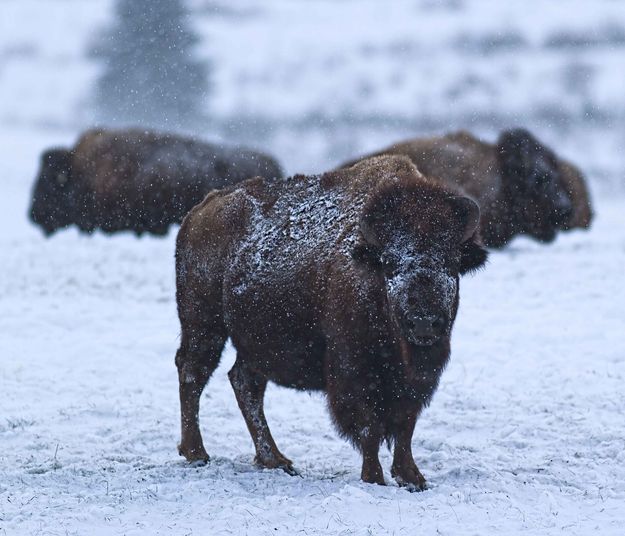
[
  {"xmin": 340, "ymin": 129, "xmax": 592, "ymax": 248},
  {"xmin": 29, "ymin": 128, "xmax": 283, "ymax": 236},
  {"xmin": 558, "ymin": 158, "xmax": 593, "ymax": 230},
  {"xmin": 174, "ymin": 155, "xmax": 488, "ymax": 490}
]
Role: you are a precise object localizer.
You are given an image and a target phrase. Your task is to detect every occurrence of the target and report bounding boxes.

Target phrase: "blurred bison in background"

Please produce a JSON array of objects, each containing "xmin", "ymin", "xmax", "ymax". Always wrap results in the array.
[
  {"xmin": 341, "ymin": 129, "xmax": 592, "ymax": 248},
  {"xmin": 558, "ymin": 159, "xmax": 593, "ymax": 230},
  {"xmin": 29, "ymin": 128, "xmax": 283, "ymax": 236},
  {"xmin": 174, "ymin": 155, "xmax": 488, "ymax": 490}
]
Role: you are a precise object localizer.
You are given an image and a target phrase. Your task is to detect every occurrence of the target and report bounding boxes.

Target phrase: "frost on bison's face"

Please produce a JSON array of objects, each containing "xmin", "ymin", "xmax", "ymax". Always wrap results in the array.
[
  {"xmin": 352, "ymin": 182, "xmax": 487, "ymax": 347},
  {"xmin": 29, "ymin": 149, "xmax": 80, "ymax": 235}
]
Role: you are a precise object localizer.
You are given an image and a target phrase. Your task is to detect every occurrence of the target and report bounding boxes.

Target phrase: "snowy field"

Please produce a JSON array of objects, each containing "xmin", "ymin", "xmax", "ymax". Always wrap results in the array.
[{"xmin": 1, "ymin": 1, "xmax": 625, "ymax": 535}]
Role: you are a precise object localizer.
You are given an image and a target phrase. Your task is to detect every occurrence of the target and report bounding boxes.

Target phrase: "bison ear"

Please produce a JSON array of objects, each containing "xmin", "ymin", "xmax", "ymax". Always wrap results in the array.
[
  {"xmin": 459, "ymin": 239, "xmax": 488, "ymax": 275},
  {"xmin": 359, "ymin": 186, "xmax": 403, "ymax": 247},
  {"xmin": 448, "ymin": 195, "xmax": 480, "ymax": 243},
  {"xmin": 359, "ymin": 215, "xmax": 381, "ymax": 246},
  {"xmin": 448, "ymin": 195, "xmax": 488, "ymax": 274},
  {"xmin": 352, "ymin": 215, "xmax": 384, "ymax": 269}
]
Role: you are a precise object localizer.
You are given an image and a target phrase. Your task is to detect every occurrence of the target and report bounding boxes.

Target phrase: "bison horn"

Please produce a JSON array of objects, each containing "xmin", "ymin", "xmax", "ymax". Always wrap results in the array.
[
  {"xmin": 449, "ymin": 195, "xmax": 481, "ymax": 243},
  {"xmin": 359, "ymin": 216, "xmax": 381, "ymax": 247}
]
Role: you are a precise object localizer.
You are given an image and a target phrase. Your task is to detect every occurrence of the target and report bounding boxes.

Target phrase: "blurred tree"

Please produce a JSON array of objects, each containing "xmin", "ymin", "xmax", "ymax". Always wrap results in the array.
[{"xmin": 92, "ymin": 0, "xmax": 209, "ymax": 131}]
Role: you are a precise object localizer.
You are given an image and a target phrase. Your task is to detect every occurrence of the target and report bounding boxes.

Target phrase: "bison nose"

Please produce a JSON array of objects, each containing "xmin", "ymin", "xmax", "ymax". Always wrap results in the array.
[{"xmin": 406, "ymin": 314, "xmax": 446, "ymax": 337}]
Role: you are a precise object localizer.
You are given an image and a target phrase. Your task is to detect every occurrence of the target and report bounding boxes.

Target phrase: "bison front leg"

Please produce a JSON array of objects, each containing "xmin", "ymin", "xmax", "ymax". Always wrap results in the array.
[
  {"xmin": 360, "ymin": 431, "xmax": 385, "ymax": 486},
  {"xmin": 391, "ymin": 412, "xmax": 427, "ymax": 492},
  {"xmin": 228, "ymin": 359, "xmax": 297, "ymax": 475},
  {"xmin": 326, "ymin": 361, "xmax": 385, "ymax": 485},
  {"xmin": 328, "ymin": 390, "xmax": 385, "ymax": 484}
]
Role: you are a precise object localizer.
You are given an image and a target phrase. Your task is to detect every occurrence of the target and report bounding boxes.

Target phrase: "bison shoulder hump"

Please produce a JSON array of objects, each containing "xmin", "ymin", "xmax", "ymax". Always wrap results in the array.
[{"xmin": 179, "ymin": 183, "xmax": 262, "ymax": 246}]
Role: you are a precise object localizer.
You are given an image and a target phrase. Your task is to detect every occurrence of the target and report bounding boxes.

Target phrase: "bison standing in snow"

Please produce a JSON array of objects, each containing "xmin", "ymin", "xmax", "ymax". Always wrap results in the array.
[
  {"xmin": 174, "ymin": 155, "xmax": 488, "ymax": 490},
  {"xmin": 29, "ymin": 128, "xmax": 283, "ymax": 236},
  {"xmin": 341, "ymin": 129, "xmax": 592, "ymax": 248}
]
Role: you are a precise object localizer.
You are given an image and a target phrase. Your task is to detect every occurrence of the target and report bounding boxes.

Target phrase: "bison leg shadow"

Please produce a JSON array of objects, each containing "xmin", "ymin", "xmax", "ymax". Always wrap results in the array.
[{"xmin": 228, "ymin": 359, "xmax": 298, "ymax": 476}]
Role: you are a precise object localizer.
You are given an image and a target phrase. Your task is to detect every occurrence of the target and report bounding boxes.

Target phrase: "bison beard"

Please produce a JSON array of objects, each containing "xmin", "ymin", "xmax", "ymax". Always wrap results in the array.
[{"xmin": 174, "ymin": 155, "xmax": 488, "ymax": 490}]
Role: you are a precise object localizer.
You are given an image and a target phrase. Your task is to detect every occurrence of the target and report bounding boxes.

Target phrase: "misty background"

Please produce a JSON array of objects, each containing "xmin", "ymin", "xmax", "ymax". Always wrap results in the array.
[{"xmin": 1, "ymin": 0, "xmax": 624, "ymax": 191}]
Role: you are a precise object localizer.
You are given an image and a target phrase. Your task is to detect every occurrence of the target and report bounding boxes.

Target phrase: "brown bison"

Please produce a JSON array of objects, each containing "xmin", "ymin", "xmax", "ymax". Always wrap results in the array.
[
  {"xmin": 29, "ymin": 128, "xmax": 283, "ymax": 236},
  {"xmin": 174, "ymin": 155, "xmax": 488, "ymax": 490},
  {"xmin": 558, "ymin": 158, "xmax": 593, "ymax": 230},
  {"xmin": 340, "ymin": 129, "xmax": 592, "ymax": 248}
]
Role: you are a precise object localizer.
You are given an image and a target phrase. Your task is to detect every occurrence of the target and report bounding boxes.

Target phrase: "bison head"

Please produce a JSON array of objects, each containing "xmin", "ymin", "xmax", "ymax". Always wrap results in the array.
[
  {"xmin": 29, "ymin": 148, "xmax": 77, "ymax": 235},
  {"xmin": 353, "ymin": 180, "xmax": 487, "ymax": 346},
  {"xmin": 497, "ymin": 129, "xmax": 573, "ymax": 243},
  {"xmin": 557, "ymin": 159, "xmax": 592, "ymax": 231}
]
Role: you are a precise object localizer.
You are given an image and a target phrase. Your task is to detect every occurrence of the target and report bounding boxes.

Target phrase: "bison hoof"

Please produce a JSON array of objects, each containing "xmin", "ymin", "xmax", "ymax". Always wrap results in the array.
[
  {"xmin": 398, "ymin": 478, "xmax": 427, "ymax": 492},
  {"xmin": 361, "ymin": 471, "xmax": 386, "ymax": 486},
  {"xmin": 393, "ymin": 471, "xmax": 427, "ymax": 492},
  {"xmin": 280, "ymin": 463, "xmax": 301, "ymax": 477},
  {"xmin": 178, "ymin": 443, "xmax": 210, "ymax": 465},
  {"xmin": 255, "ymin": 454, "xmax": 299, "ymax": 476}
]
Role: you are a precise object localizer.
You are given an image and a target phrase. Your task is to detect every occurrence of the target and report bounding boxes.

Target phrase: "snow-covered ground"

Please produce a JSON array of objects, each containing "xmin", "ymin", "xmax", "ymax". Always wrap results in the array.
[{"xmin": 1, "ymin": 1, "xmax": 624, "ymax": 534}]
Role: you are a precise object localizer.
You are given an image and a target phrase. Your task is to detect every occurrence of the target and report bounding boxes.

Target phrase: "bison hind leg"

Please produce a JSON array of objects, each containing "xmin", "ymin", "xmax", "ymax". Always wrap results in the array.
[
  {"xmin": 228, "ymin": 359, "xmax": 298, "ymax": 476},
  {"xmin": 176, "ymin": 328, "xmax": 227, "ymax": 464}
]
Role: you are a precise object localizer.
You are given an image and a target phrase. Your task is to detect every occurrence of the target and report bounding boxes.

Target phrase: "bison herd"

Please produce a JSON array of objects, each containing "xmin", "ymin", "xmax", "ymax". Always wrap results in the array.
[
  {"xmin": 30, "ymin": 128, "xmax": 283, "ymax": 236},
  {"xmin": 29, "ymin": 126, "xmax": 593, "ymax": 490}
]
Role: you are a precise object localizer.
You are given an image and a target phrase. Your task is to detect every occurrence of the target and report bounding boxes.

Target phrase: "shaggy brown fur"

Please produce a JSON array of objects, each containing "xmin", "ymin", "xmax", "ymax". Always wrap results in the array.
[
  {"xmin": 558, "ymin": 158, "xmax": 593, "ymax": 230},
  {"xmin": 340, "ymin": 129, "xmax": 592, "ymax": 248},
  {"xmin": 29, "ymin": 128, "xmax": 283, "ymax": 236},
  {"xmin": 174, "ymin": 155, "xmax": 488, "ymax": 490}
]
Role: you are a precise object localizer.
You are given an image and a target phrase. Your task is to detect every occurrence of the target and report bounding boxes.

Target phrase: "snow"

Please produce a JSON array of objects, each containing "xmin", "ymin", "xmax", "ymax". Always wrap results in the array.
[
  {"xmin": 1, "ymin": 0, "xmax": 625, "ymax": 534},
  {"xmin": 232, "ymin": 174, "xmax": 352, "ymax": 279}
]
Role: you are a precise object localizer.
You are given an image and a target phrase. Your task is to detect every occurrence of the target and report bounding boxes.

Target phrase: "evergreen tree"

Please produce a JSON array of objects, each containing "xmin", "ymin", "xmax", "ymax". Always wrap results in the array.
[{"xmin": 93, "ymin": 0, "xmax": 209, "ymax": 131}]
